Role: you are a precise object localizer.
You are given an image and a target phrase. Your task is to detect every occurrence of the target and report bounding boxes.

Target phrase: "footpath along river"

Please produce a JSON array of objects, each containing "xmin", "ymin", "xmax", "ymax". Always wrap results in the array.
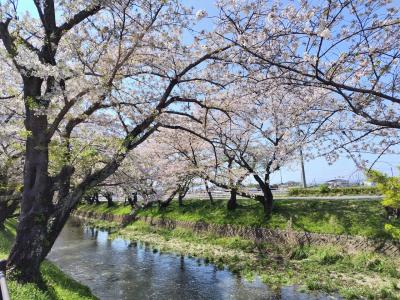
[{"xmin": 47, "ymin": 218, "xmax": 339, "ymax": 300}]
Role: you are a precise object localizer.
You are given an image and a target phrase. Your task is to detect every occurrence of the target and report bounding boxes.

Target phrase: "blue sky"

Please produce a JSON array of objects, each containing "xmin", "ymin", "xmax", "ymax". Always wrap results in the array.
[{"xmin": 17, "ymin": 0, "xmax": 399, "ymax": 184}]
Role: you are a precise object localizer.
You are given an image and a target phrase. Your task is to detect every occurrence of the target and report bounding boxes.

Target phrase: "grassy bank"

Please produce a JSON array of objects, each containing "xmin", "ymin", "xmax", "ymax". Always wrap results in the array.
[
  {"xmin": 79, "ymin": 198, "xmax": 399, "ymax": 238},
  {"xmin": 288, "ymin": 186, "xmax": 380, "ymax": 196},
  {"xmin": 76, "ymin": 199, "xmax": 400, "ymax": 298},
  {"xmin": 112, "ymin": 220, "xmax": 400, "ymax": 299},
  {"xmin": 0, "ymin": 219, "xmax": 97, "ymax": 300}
]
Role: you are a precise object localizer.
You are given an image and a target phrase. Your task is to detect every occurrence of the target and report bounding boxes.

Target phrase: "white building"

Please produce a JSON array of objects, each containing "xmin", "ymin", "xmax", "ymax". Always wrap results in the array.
[{"xmin": 325, "ymin": 179, "xmax": 350, "ymax": 187}]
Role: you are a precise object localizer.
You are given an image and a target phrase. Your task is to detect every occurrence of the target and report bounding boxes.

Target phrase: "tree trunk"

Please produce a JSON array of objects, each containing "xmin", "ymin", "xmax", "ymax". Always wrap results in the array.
[
  {"xmin": 252, "ymin": 174, "xmax": 274, "ymax": 217},
  {"xmin": 205, "ymin": 181, "xmax": 214, "ymax": 204},
  {"xmin": 178, "ymin": 193, "xmax": 184, "ymax": 207},
  {"xmin": 227, "ymin": 188, "xmax": 237, "ymax": 210},
  {"xmin": 258, "ymin": 184, "xmax": 273, "ymax": 216},
  {"xmin": 104, "ymin": 192, "xmax": 114, "ymax": 207},
  {"xmin": 127, "ymin": 192, "xmax": 137, "ymax": 208},
  {"xmin": 6, "ymin": 77, "xmax": 56, "ymax": 282},
  {"xmin": 160, "ymin": 188, "xmax": 179, "ymax": 209},
  {"xmin": 85, "ymin": 195, "xmax": 94, "ymax": 205},
  {"xmin": 94, "ymin": 192, "xmax": 100, "ymax": 205}
]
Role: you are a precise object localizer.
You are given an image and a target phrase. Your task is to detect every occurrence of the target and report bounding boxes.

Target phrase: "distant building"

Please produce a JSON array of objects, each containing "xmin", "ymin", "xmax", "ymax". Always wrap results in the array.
[
  {"xmin": 325, "ymin": 179, "xmax": 350, "ymax": 187},
  {"xmin": 278, "ymin": 181, "xmax": 301, "ymax": 188},
  {"xmin": 362, "ymin": 181, "xmax": 376, "ymax": 187}
]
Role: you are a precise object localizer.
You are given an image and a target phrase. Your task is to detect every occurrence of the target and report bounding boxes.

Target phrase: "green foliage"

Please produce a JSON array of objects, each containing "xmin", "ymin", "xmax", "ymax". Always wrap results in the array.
[
  {"xmin": 367, "ymin": 170, "xmax": 400, "ymax": 240},
  {"xmin": 385, "ymin": 224, "xmax": 400, "ymax": 240},
  {"xmin": 318, "ymin": 184, "xmax": 330, "ymax": 193},
  {"xmin": 0, "ymin": 219, "xmax": 97, "ymax": 300},
  {"xmin": 368, "ymin": 170, "xmax": 400, "ymax": 209},
  {"xmin": 288, "ymin": 186, "xmax": 380, "ymax": 196}
]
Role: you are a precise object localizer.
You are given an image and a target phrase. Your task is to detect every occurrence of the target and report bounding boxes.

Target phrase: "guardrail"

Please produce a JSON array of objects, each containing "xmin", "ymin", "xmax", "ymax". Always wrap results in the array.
[{"xmin": 0, "ymin": 271, "xmax": 10, "ymax": 300}]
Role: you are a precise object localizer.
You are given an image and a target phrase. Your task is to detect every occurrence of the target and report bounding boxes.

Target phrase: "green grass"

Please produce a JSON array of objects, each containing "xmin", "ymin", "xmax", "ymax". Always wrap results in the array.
[
  {"xmin": 114, "ymin": 220, "xmax": 400, "ymax": 299},
  {"xmin": 0, "ymin": 219, "xmax": 97, "ymax": 300},
  {"xmin": 288, "ymin": 186, "xmax": 380, "ymax": 196},
  {"xmin": 80, "ymin": 198, "xmax": 399, "ymax": 238},
  {"xmin": 77, "ymin": 203, "xmax": 131, "ymax": 215}
]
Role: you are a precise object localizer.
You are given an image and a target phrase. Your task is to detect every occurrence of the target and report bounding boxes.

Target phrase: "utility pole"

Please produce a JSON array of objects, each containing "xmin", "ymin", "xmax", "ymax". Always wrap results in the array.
[{"xmin": 300, "ymin": 148, "xmax": 307, "ymax": 188}]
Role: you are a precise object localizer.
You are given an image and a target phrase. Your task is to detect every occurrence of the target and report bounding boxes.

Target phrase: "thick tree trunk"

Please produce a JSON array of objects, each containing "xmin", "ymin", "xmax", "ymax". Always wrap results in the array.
[
  {"xmin": 258, "ymin": 185, "xmax": 273, "ymax": 216},
  {"xmin": 227, "ymin": 188, "xmax": 237, "ymax": 210},
  {"xmin": 7, "ymin": 158, "xmax": 121, "ymax": 282},
  {"xmin": 253, "ymin": 174, "xmax": 274, "ymax": 216},
  {"xmin": 6, "ymin": 77, "xmax": 56, "ymax": 282}
]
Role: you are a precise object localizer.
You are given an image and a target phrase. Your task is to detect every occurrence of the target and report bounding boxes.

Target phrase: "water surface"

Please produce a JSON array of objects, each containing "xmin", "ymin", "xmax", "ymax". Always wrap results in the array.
[{"xmin": 48, "ymin": 218, "xmax": 339, "ymax": 300}]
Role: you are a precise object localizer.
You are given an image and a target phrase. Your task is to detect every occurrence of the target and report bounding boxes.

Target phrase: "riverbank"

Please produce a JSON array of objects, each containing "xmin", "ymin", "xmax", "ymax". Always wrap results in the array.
[
  {"xmin": 0, "ymin": 219, "xmax": 97, "ymax": 300},
  {"xmin": 76, "ymin": 200, "xmax": 400, "ymax": 299},
  {"xmin": 77, "ymin": 198, "xmax": 399, "ymax": 237}
]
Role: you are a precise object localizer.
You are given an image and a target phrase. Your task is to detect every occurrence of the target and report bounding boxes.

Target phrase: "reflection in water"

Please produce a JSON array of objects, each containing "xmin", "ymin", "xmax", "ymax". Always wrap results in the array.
[{"xmin": 47, "ymin": 218, "xmax": 339, "ymax": 300}]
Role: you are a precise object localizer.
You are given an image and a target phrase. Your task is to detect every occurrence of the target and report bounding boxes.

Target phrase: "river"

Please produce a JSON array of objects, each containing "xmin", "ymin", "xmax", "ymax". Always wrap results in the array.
[{"xmin": 47, "ymin": 218, "xmax": 339, "ymax": 300}]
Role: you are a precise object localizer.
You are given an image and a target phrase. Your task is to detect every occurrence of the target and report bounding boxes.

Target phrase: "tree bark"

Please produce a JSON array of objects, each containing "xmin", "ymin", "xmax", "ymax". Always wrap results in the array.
[
  {"xmin": 159, "ymin": 187, "xmax": 180, "ymax": 209},
  {"xmin": 177, "ymin": 183, "xmax": 190, "ymax": 207},
  {"xmin": 94, "ymin": 192, "xmax": 100, "ymax": 205},
  {"xmin": 204, "ymin": 181, "xmax": 214, "ymax": 204},
  {"xmin": 6, "ymin": 77, "xmax": 56, "ymax": 282},
  {"xmin": 127, "ymin": 192, "xmax": 137, "ymax": 208},
  {"xmin": 253, "ymin": 174, "xmax": 274, "ymax": 216},
  {"xmin": 104, "ymin": 192, "xmax": 114, "ymax": 207},
  {"xmin": 227, "ymin": 188, "xmax": 237, "ymax": 210},
  {"xmin": 178, "ymin": 193, "xmax": 184, "ymax": 207}
]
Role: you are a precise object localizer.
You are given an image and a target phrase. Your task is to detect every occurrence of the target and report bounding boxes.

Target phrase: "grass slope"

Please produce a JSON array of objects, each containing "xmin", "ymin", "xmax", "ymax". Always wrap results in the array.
[
  {"xmin": 115, "ymin": 221, "xmax": 400, "ymax": 299},
  {"xmin": 79, "ymin": 198, "xmax": 399, "ymax": 238},
  {"xmin": 78, "ymin": 200, "xmax": 400, "ymax": 298},
  {"xmin": 0, "ymin": 219, "xmax": 97, "ymax": 300}
]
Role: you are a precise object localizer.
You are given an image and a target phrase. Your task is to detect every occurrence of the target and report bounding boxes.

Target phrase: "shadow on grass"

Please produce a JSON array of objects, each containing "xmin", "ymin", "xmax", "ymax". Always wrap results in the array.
[
  {"xmin": 138, "ymin": 198, "xmax": 397, "ymax": 239},
  {"xmin": 273, "ymin": 199, "xmax": 394, "ymax": 239},
  {"xmin": 41, "ymin": 261, "xmax": 97, "ymax": 300}
]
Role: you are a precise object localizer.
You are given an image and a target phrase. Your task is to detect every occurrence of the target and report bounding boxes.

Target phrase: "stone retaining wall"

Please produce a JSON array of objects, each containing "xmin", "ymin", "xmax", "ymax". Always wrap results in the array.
[
  {"xmin": 73, "ymin": 210, "xmax": 136, "ymax": 225},
  {"xmin": 72, "ymin": 209, "xmax": 400, "ymax": 256}
]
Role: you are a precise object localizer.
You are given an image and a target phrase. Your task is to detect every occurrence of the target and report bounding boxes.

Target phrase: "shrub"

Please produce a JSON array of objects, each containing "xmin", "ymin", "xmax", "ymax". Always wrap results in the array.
[
  {"xmin": 367, "ymin": 169, "xmax": 400, "ymax": 240},
  {"xmin": 318, "ymin": 184, "xmax": 330, "ymax": 194}
]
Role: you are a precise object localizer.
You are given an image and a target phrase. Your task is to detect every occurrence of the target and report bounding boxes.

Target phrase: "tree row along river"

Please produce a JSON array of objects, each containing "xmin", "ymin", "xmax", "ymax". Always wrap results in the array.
[{"xmin": 47, "ymin": 217, "xmax": 338, "ymax": 300}]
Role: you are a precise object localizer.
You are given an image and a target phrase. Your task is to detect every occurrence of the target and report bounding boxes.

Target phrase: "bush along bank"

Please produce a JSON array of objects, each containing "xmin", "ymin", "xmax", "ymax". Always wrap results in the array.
[
  {"xmin": 75, "ymin": 203, "xmax": 400, "ymax": 299},
  {"xmin": 0, "ymin": 219, "xmax": 98, "ymax": 300}
]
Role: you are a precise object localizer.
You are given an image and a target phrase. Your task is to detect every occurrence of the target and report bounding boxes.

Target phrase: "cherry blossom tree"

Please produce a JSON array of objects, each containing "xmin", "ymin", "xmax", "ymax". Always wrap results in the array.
[
  {"xmin": 0, "ymin": 53, "xmax": 23, "ymax": 226},
  {"xmin": 0, "ymin": 0, "xmax": 231, "ymax": 281},
  {"xmin": 206, "ymin": 80, "xmax": 328, "ymax": 215},
  {"xmin": 217, "ymin": 0, "xmax": 400, "ymax": 158},
  {"xmin": 105, "ymin": 135, "xmax": 197, "ymax": 210},
  {"xmin": 0, "ymin": 100, "xmax": 23, "ymax": 228}
]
